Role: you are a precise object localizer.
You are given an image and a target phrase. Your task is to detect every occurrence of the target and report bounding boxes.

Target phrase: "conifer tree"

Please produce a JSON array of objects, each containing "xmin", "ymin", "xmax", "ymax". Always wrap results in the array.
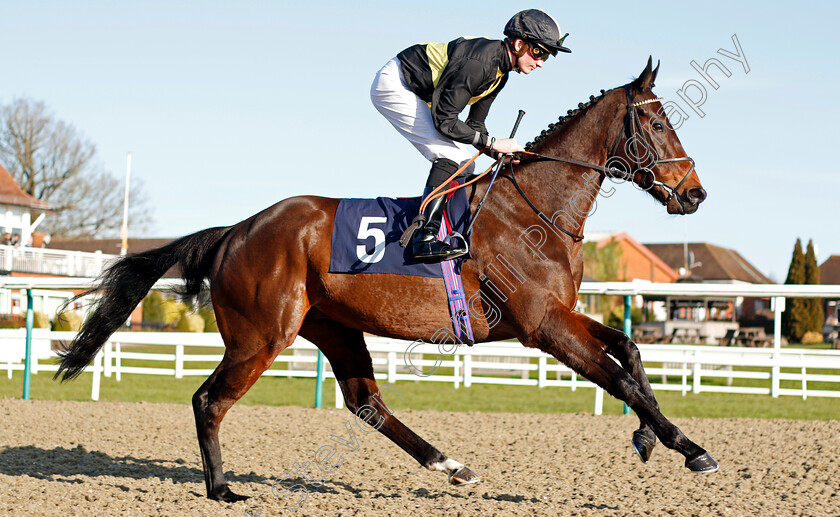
[{"xmin": 782, "ymin": 239, "xmax": 808, "ymax": 341}]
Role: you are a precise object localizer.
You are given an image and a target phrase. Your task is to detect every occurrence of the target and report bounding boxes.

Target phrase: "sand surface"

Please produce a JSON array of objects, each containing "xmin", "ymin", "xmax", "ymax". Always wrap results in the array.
[{"xmin": 0, "ymin": 399, "xmax": 838, "ymax": 516}]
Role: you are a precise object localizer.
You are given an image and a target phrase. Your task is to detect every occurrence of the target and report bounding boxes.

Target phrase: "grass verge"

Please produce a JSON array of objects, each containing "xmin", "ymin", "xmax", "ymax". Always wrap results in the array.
[{"xmin": 2, "ymin": 370, "xmax": 838, "ymax": 421}]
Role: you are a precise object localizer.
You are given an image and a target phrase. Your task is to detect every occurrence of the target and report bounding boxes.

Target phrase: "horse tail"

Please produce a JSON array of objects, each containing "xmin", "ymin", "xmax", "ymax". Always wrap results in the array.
[{"xmin": 54, "ymin": 226, "xmax": 231, "ymax": 382}]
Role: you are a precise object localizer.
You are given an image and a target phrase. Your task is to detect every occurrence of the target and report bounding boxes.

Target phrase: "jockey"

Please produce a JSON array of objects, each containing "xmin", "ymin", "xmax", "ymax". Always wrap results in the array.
[{"xmin": 371, "ymin": 9, "xmax": 570, "ymax": 263}]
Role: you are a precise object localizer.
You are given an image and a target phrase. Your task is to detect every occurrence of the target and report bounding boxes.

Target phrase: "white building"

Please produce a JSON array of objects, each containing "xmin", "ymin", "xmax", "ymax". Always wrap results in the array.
[{"xmin": 0, "ymin": 162, "xmax": 118, "ymax": 317}]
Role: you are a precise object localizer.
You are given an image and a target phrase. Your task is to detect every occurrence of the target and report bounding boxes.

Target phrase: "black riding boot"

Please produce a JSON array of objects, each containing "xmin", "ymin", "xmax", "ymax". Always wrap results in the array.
[{"xmin": 411, "ymin": 159, "xmax": 468, "ymax": 263}]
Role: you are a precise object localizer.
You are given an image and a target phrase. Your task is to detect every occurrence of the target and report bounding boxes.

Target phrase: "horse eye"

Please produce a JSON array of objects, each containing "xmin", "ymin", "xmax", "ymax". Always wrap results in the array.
[{"xmin": 652, "ymin": 122, "xmax": 665, "ymax": 132}]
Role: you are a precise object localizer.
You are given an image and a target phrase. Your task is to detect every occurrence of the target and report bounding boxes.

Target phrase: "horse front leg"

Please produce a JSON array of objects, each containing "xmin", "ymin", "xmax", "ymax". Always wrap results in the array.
[
  {"xmin": 577, "ymin": 315, "xmax": 661, "ymax": 463},
  {"xmin": 526, "ymin": 305, "xmax": 718, "ymax": 473}
]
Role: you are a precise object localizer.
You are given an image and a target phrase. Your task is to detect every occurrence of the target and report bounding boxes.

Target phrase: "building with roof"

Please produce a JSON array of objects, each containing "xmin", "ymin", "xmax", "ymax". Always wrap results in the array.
[
  {"xmin": 0, "ymin": 162, "xmax": 127, "ymax": 319},
  {"xmin": 645, "ymin": 242, "xmax": 772, "ymax": 319},
  {"xmin": 0, "ymin": 162, "xmax": 50, "ymax": 247},
  {"xmin": 820, "ymin": 255, "xmax": 840, "ymax": 286},
  {"xmin": 644, "ymin": 243, "xmax": 772, "ymax": 285},
  {"xmin": 579, "ymin": 232, "xmax": 678, "ymax": 330},
  {"xmin": 635, "ymin": 242, "xmax": 774, "ymax": 344},
  {"xmin": 820, "ymin": 255, "xmax": 840, "ymax": 333},
  {"xmin": 584, "ymin": 232, "xmax": 678, "ymax": 283}
]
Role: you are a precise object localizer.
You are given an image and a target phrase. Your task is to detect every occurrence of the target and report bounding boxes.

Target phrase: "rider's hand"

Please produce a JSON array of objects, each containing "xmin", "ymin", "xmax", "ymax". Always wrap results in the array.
[
  {"xmin": 501, "ymin": 154, "xmax": 520, "ymax": 165},
  {"xmin": 491, "ymin": 138, "xmax": 523, "ymax": 164},
  {"xmin": 491, "ymin": 138, "xmax": 525, "ymax": 154}
]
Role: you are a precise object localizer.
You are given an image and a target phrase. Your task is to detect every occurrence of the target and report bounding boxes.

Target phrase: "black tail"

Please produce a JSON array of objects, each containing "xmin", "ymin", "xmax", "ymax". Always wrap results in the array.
[{"xmin": 54, "ymin": 226, "xmax": 231, "ymax": 382}]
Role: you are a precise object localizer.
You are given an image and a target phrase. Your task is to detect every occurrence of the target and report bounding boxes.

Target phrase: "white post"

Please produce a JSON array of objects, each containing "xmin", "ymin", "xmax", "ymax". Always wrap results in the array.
[
  {"xmin": 771, "ymin": 296, "xmax": 785, "ymax": 398},
  {"xmin": 91, "ymin": 351, "xmax": 103, "ymax": 401},
  {"xmin": 453, "ymin": 353, "xmax": 460, "ymax": 389},
  {"xmin": 387, "ymin": 351, "xmax": 396, "ymax": 384},
  {"xmin": 104, "ymin": 341, "xmax": 112, "ymax": 377},
  {"xmin": 94, "ymin": 250, "xmax": 103, "ymax": 276},
  {"xmin": 25, "ymin": 213, "xmax": 45, "ymax": 248},
  {"xmin": 175, "ymin": 344, "xmax": 184, "ymax": 379},
  {"xmin": 121, "ymin": 153, "xmax": 131, "ymax": 255},
  {"xmin": 463, "ymin": 354, "xmax": 472, "ymax": 388},
  {"xmin": 68, "ymin": 252, "xmax": 77, "ymax": 277},
  {"xmin": 571, "ymin": 371, "xmax": 577, "ymax": 391},
  {"xmin": 692, "ymin": 350, "xmax": 701, "ymax": 393},
  {"xmin": 115, "ymin": 342, "xmax": 122, "ymax": 381},
  {"xmin": 594, "ymin": 387, "xmax": 604, "ymax": 415},
  {"xmin": 801, "ymin": 366, "xmax": 807, "ymax": 400},
  {"xmin": 538, "ymin": 356, "xmax": 546, "ymax": 387},
  {"xmin": 335, "ymin": 376, "xmax": 344, "ymax": 409}
]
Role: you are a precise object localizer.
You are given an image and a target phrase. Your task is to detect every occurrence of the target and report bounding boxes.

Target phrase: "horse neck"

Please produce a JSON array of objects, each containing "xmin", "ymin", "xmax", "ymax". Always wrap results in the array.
[{"xmin": 512, "ymin": 95, "xmax": 622, "ymax": 235}]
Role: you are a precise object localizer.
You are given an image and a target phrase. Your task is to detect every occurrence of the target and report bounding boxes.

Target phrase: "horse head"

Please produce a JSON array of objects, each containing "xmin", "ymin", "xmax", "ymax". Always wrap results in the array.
[{"xmin": 606, "ymin": 57, "xmax": 707, "ymax": 215}]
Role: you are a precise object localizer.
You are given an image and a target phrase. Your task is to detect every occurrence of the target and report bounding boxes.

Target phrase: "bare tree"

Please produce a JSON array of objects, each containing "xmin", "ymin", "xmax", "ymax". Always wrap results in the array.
[
  {"xmin": 0, "ymin": 98, "xmax": 153, "ymax": 238},
  {"xmin": 41, "ymin": 168, "xmax": 152, "ymax": 239}
]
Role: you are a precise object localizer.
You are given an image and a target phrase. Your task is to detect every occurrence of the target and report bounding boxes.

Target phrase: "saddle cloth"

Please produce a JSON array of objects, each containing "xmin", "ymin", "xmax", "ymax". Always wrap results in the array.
[{"xmin": 329, "ymin": 185, "xmax": 470, "ymax": 278}]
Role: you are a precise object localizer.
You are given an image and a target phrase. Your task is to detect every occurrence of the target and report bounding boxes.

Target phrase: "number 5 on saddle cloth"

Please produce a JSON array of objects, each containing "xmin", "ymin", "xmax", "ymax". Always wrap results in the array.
[{"xmin": 329, "ymin": 181, "xmax": 475, "ymax": 345}]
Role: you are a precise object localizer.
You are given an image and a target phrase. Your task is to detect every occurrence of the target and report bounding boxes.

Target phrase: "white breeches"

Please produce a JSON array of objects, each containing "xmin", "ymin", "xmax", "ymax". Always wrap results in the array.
[{"xmin": 370, "ymin": 57, "xmax": 476, "ymax": 175}]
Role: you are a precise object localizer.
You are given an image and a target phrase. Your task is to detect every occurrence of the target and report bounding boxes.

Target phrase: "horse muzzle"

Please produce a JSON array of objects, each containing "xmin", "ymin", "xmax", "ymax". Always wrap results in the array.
[{"xmin": 670, "ymin": 186, "xmax": 707, "ymax": 215}]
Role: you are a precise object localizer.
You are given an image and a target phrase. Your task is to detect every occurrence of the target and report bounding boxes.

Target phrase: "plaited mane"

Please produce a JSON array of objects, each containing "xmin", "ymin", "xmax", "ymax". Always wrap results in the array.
[{"xmin": 524, "ymin": 89, "xmax": 609, "ymax": 152}]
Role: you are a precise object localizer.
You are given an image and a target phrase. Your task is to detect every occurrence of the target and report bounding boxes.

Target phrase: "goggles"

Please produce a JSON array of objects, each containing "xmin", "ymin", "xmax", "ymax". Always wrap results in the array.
[{"xmin": 526, "ymin": 41, "xmax": 551, "ymax": 61}]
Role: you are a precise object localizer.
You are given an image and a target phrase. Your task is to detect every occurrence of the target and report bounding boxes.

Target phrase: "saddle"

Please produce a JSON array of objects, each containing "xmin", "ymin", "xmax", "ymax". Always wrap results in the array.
[{"xmin": 329, "ymin": 185, "xmax": 475, "ymax": 344}]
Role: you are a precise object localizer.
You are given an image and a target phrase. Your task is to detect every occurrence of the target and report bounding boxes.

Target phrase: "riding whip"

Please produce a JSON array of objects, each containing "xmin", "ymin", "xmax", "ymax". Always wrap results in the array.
[{"xmin": 466, "ymin": 110, "xmax": 526, "ymax": 237}]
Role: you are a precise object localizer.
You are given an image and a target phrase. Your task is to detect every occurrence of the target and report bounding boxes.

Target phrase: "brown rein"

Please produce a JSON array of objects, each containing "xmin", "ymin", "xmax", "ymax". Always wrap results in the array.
[{"xmin": 415, "ymin": 87, "xmax": 697, "ymax": 242}]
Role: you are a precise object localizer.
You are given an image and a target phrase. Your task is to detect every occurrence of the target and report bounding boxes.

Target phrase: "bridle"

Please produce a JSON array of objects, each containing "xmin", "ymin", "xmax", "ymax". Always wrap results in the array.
[
  {"xmin": 611, "ymin": 85, "xmax": 696, "ymax": 212},
  {"xmin": 508, "ymin": 84, "xmax": 698, "ymax": 241}
]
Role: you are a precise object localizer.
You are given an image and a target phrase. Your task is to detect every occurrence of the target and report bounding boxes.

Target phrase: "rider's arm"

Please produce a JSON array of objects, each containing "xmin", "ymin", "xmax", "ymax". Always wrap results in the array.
[
  {"xmin": 465, "ymin": 81, "xmax": 521, "ymax": 156},
  {"xmin": 464, "ymin": 74, "xmax": 505, "ymax": 137},
  {"xmin": 432, "ymin": 61, "xmax": 522, "ymax": 156},
  {"xmin": 431, "ymin": 59, "xmax": 498, "ymax": 149}
]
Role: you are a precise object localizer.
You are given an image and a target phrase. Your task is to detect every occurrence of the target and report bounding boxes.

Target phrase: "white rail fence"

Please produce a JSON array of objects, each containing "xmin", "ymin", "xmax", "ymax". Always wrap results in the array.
[
  {"xmin": 0, "ymin": 245, "xmax": 117, "ymax": 277},
  {"xmin": 3, "ymin": 330, "xmax": 839, "ymax": 413}
]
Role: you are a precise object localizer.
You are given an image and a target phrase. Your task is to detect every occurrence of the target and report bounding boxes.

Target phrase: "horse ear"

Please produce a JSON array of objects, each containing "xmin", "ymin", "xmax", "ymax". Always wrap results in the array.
[
  {"xmin": 632, "ymin": 56, "xmax": 655, "ymax": 91},
  {"xmin": 651, "ymin": 60, "xmax": 660, "ymax": 87}
]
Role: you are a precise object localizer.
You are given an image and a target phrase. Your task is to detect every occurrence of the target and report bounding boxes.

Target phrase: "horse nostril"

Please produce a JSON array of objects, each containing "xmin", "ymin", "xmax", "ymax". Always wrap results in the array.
[{"xmin": 688, "ymin": 187, "xmax": 707, "ymax": 204}]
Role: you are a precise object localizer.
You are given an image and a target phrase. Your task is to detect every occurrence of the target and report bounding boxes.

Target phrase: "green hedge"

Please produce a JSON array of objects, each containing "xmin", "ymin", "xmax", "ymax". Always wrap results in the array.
[
  {"xmin": 143, "ymin": 291, "xmax": 189, "ymax": 327},
  {"xmin": 33, "ymin": 311, "xmax": 50, "ymax": 329},
  {"xmin": 175, "ymin": 313, "xmax": 205, "ymax": 332},
  {"xmin": 53, "ymin": 311, "xmax": 83, "ymax": 331}
]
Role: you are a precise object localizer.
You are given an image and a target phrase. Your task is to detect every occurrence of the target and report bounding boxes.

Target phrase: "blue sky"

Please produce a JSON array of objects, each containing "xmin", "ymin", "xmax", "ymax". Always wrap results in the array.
[{"xmin": 1, "ymin": 1, "xmax": 837, "ymax": 281}]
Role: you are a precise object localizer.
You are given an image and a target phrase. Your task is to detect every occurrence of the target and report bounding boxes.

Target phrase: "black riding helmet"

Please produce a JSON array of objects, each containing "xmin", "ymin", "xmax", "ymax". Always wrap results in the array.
[{"xmin": 504, "ymin": 9, "xmax": 571, "ymax": 55}]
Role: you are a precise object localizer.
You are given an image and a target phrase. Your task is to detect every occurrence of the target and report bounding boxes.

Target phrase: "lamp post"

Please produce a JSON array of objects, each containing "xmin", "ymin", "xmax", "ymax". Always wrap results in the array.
[{"xmin": 120, "ymin": 153, "xmax": 131, "ymax": 255}]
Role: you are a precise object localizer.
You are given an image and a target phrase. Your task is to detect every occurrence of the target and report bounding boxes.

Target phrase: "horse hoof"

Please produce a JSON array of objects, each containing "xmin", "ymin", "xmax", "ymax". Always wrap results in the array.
[
  {"xmin": 449, "ymin": 466, "xmax": 481, "ymax": 486},
  {"xmin": 209, "ymin": 486, "xmax": 250, "ymax": 502},
  {"xmin": 685, "ymin": 452, "xmax": 719, "ymax": 473},
  {"xmin": 631, "ymin": 432, "xmax": 655, "ymax": 463}
]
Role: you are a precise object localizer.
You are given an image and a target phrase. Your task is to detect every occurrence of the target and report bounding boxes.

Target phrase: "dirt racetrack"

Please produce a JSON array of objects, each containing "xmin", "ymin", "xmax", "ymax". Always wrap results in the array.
[{"xmin": 0, "ymin": 399, "xmax": 838, "ymax": 516}]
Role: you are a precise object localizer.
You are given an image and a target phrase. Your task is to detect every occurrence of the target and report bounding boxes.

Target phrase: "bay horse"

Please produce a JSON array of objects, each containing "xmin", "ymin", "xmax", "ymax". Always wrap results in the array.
[{"xmin": 56, "ymin": 58, "xmax": 716, "ymax": 502}]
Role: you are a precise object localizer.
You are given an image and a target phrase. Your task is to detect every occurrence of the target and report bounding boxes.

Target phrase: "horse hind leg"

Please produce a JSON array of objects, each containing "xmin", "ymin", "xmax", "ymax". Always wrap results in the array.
[
  {"xmin": 299, "ymin": 317, "xmax": 480, "ymax": 486},
  {"xmin": 193, "ymin": 316, "xmax": 301, "ymax": 502}
]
